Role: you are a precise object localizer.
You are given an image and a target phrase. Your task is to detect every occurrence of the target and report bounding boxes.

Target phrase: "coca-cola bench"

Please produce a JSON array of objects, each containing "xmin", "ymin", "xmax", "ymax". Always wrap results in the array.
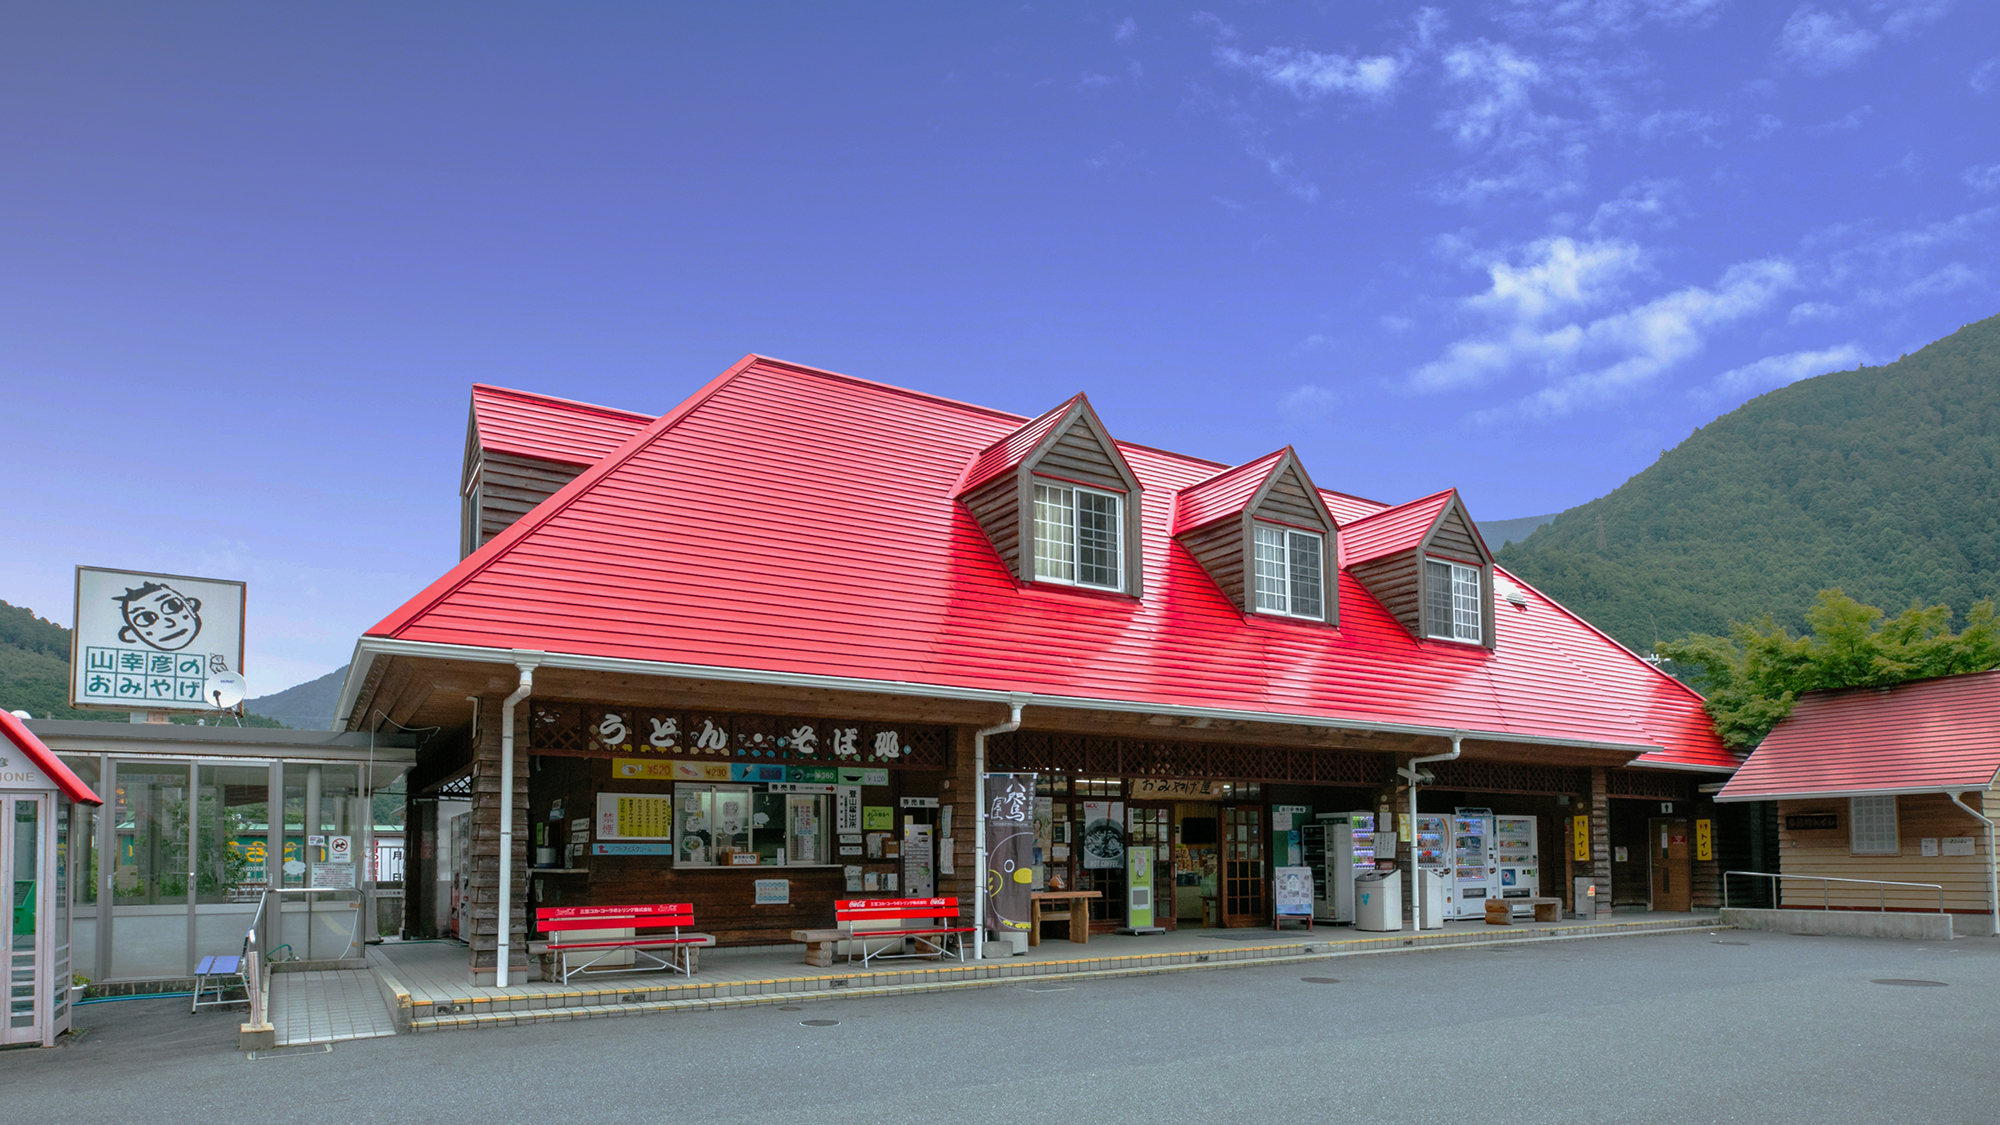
[
  {"xmin": 791, "ymin": 897, "xmax": 972, "ymax": 969},
  {"xmin": 537, "ymin": 903, "xmax": 714, "ymax": 984}
]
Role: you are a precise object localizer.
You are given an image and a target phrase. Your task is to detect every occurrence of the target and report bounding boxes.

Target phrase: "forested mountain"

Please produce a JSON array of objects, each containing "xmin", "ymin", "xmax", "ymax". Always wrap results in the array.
[
  {"xmin": 0, "ymin": 599, "xmax": 286, "ymax": 726},
  {"xmin": 1498, "ymin": 313, "xmax": 2000, "ymax": 654},
  {"xmin": 244, "ymin": 665, "xmax": 348, "ymax": 731}
]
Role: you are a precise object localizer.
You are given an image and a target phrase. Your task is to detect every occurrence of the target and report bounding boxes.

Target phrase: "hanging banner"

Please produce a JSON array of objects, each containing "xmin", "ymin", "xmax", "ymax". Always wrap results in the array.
[
  {"xmin": 985, "ymin": 773, "xmax": 1036, "ymax": 936},
  {"xmin": 1081, "ymin": 800, "xmax": 1124, "ymax": 870}
]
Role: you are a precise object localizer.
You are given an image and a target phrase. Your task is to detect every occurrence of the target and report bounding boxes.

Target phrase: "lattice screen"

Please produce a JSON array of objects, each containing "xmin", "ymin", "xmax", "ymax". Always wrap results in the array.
[{"xmin": 989, "ymin": 731, "xmax": 1384, "ymax": 786}]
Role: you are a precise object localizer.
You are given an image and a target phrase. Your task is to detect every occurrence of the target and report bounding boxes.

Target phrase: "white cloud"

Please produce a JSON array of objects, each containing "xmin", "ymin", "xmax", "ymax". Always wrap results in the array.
[
  {"xmin": 1806, "ymin": 105, "xmax": 1874, "ymax": 132},
  {"xmin": 1416, "ymin": 257, "xmax": 1797, "ymax": 418},
  {"xmin": 1634, "ymin": 109, "xmax": 1724, "ymax": 141},
  {"xmin": 1380, "ymin": 314, "xmax": 1416, "ymax": 333},
  {"xmin": 1246, "ymin": 143, "xmax": 1320, "ymax": 202},
  {"xmin": 1752, "ymin": 113, "xmax": 1784, "ymax": 139},
  {"xmin": 1438, "ymin": 41, "xmax": 1551, "ymax": 149},
  {"xmin": 1974, "ymin": 57, "xmax": 2000, "ymax": 94},
  {"xmin": 1467, "ymin": 236, "xmax": 1648, "ymax": 322},
  {"xmin": 1281, "ymin": 384, "xmax": 1340, "ymax": 419},
  {"xmin": 1113, "ymin": 16, "xmax": 1136, "ymax": 43},
  {"xmin": 1777, "ymin": 7, "xmax": 1881, "ymax": 74},
  {"xmin": 1498, "ymin": 0, "xmax": 1727, "ymax": 41},
  {"xmin": 1588, "ymin": 179, "xmax": 1680, "ymax": 233},
  {"xmin": 1190, "ymin": 10, "xmax": 1236, "ymax": 40},
  {"xmin": 1705, "ymin": 344, "xmax": 1870, "ymax": 398},
  {"xmin": 1880, "ymin": 1, "xmax": 1954, "ymax": 37},
  {"xmin": 1216, "ymin": 45, "xmax": 1406, "ymax": 100},
  {"xmin": 1964, "ymin": 163, "xmax": 2000, "ymax": 193}
]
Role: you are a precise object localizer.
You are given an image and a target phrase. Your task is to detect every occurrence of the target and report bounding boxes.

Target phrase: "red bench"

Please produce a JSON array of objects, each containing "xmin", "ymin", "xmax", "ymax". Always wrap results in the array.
[
  {"xmin": 794, "ymin": 897, "xmax": 971, "ymax": 969},
  {"xmin": 536, "ymin": 903, "xmax": 714, "ymax": 984}
]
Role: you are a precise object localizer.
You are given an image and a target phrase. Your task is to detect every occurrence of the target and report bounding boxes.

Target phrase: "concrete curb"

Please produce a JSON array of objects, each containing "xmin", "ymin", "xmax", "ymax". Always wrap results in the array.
[{"xmin": 1719, "ymin": 907, "xmax": 1955, "ymax": 940}]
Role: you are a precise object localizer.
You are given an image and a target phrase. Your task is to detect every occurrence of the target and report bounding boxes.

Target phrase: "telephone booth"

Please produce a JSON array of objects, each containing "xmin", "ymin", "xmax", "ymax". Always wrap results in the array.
[{"xmin": 1, "ymin": 710, "xmax": 102, "ymax": 1048}]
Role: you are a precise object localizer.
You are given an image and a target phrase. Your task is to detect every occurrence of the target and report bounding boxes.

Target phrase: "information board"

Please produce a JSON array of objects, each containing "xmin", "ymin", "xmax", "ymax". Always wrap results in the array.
[{"xmin": 597, "ymin": 792, "xmax": 674, "ymax": 840}]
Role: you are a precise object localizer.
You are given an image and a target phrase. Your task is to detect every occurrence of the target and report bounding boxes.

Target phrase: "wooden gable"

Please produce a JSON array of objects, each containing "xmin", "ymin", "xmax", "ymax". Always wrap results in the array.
[
  {"xmin": 958, "ymin": 396, "xmax": 1145, "ymax": 594},
  {"xmin": 1175, "ymin": 449, "xmax": 1338, "ymax": 625},
  {"xmin": 460, "ymin": 412, "xmax": 593, "ymax": 558},
  {"xmin": 1346, "ymin": 491, "xmax": 1495, "ymax": 648}
]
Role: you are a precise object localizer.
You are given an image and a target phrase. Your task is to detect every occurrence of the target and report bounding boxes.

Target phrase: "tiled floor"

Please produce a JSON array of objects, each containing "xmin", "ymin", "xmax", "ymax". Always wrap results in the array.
[{"xmin": 269, "ymin": 968, "xmax": 399, "ymax": 1046}]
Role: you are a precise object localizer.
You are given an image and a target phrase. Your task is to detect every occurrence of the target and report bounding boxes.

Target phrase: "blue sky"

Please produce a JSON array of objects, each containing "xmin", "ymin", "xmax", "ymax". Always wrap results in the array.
[{"xmin": 4, "ymin": 2, "xmax": 1996, "ymax": 693}]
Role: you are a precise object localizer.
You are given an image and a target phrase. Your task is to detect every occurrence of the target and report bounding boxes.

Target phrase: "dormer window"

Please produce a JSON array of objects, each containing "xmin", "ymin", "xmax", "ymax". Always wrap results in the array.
[
  {"xmin": 1425, "ymin": 559, "xmax": 1483, "ymax": 642},
  {"xmin": 1034, "ymin": 483, "xmax": 1123, "ymax": 590},
  {"xmin": 1253, "ymin": 524, "xmax": 1324, "ymax": 620}
]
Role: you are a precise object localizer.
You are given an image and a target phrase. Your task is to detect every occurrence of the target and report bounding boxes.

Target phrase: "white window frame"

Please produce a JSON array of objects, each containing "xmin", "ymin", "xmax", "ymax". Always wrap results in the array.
[
  {"xmin": 1424, "ymin": 558, "xmax": 1484, "ymax": 643},
  {"xmin": 672, "ymin": 784, "xmax": 835, "ymax": 868},
  {"xmin": 1032, "ymin": 482, "xmax": 1124, "ymax": 592},
  {"xmin": 1850, "ymin": 795, "xmax": 1900, "ymax": 856},
  {"xmin": 1251, "ymin": 523, "xmax": 1325, "ymax": 621}
]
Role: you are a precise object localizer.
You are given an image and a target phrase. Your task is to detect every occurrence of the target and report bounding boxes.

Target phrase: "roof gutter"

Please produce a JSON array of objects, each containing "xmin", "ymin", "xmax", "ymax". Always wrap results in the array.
[
  {"xmin": 335, "ymin": 636, "xmax": 1665, "ymax": 758},
  {"xmin": 971, "ymin": 698, "xmax": 1026, "ymax": 963},
  {"xmin": 1398, "ymin": 734, "xmax": 1464, "ymax": 930}
]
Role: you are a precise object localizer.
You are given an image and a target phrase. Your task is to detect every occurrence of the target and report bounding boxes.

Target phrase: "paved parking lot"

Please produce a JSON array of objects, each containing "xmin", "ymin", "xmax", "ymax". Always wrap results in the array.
[{"xmin": 13, "ymin": 929, "xmax": 1998, "ymax": 1125}]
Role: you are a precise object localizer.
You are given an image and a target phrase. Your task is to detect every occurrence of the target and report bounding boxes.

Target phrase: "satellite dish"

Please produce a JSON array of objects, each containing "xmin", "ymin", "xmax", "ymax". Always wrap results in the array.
[
  {"xmin": 205, "ymin": 671, "xmax": 247, "ymax": 710},
  {"xmin": 8, "ymin": 710, "xmax": 30, "ymax": 721}
]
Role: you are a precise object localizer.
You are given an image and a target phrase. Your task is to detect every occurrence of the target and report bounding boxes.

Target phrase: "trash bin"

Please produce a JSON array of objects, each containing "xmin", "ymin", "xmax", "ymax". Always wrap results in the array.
[
  {"xmin": 1417, "ymin": 867, "xmax": 1446, "ymax": 930},
  {"xmin": 1355, "ymin": 871, "xmax": 1402, "ymax": 932}
]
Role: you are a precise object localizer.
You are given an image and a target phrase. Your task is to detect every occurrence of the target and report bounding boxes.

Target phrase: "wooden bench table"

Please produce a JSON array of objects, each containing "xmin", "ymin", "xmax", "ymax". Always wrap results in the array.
[
  {"xmin": 1029, "ymin": 890, "xmax": 1101, "ymax": 946},
  {"xmin": 1485, "ymin": 896, "xmax": 1563, "ymax": 924}
]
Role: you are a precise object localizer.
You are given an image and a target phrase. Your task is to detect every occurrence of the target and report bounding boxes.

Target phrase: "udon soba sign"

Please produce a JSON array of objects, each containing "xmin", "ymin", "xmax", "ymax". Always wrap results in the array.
[{"xmin": 69, "ymin": 565, "xmax": 245, "ymax": 712}]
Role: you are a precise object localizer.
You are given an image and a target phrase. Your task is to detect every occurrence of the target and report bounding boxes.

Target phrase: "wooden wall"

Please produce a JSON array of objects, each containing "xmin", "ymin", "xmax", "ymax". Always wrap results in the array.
[
  {"xmin": 962, "ymin": 473, "xmax": 1022, "ymax": 580},
  {"xmin": 1351, "ymin": 549, "xmax": 1422, "ymax": 638},
  {"xmin": 466, "ymin": 451, "xmax": 586, "ymax": 556},
  {"xmin": 1036, "ymin": 419, "xmax": 1130, "ymax": 492},
  {"xmin": 1776, "ymin": 792, "xmax": 1995, "ymax": 913},
  {"xmin": 1178, "ymin": 519, "xmax": 1246, "ymax": 611},
  {"xmin": 1253, "ymin": 466, "xmax": 1328, "ymax": 529}
]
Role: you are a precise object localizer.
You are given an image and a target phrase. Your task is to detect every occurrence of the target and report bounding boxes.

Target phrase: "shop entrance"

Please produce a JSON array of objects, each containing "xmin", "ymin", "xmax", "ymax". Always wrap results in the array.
[
  {"xmin": 5, "ymin": 794, "xmax": 48, "ymax": 1046},
  {"xmin": 1649, "ymin": 817, "xmax": 1692, "ymax": 912},
  {"xmin": 1220, "ymin": 805, "xmax": 1266, "ymax": 926}
]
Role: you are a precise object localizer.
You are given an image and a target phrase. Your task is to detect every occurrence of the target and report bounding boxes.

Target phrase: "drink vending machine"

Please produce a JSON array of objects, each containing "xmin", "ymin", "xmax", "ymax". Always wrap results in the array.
[
  {"xmin": 1301, "ymin": 812, "xmax": 1376, "ymax": 923},
  {"xmin": 1451, "ymin": 808, "xmax": 1497, "ymax": 919},
  {"xmin": 1493, "ymin": 815, "xmax": 1538, "ymax": 913},
  {"xmin": 1413, "ymin": 815, "xmax": 1453, "ymax": 920}
]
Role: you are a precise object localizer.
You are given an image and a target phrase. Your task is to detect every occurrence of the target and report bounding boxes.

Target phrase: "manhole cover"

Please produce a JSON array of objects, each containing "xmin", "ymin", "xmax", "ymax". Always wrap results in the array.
[
  {"xmin": 1870, "ymin": 979, "xmax": 1948, "ymax": 987},
  {"xmin": 801, "ymin": 1018, "xmax": 841, "ymax": 1026},
  {"xmin": 1301, "ymin": 977, "xmax": 1340, "ymax": 984},
  {"xmin": 1020, "ymin": 985, "xmax": 1073, "ymax": 993},
  {"xmin": 1713, "ymin": 941, "xmax": 1750, "ymax": 946},
  {"xmin": 778, "ymin": 1006, "xmax": 803, "ymax": 1011}
]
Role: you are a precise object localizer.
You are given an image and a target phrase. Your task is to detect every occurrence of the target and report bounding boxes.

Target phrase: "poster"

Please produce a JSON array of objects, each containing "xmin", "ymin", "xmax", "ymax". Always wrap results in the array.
[
  {"xmin": 597, "ymin": 792, "xmax": 674, "ymax": 840},
  {"xmin": 1127, "ymin": 845, "xmax": 1153, "ymax": 928},
  {"xmin": 985, "ymin": 773, "xmax": 1035, "ymax": 936},
  {"xmin": 863, "ymin": 805, "xmax": 893, "ymax": 830},
  {"xmin": 753, "ymin": 879, "xmax": 790, "ymax": 905},
  {"xmin": 70, "ymin": 566, "xmax": 247, "ymax": 712},
  {"xmin": 1081, "ymin": 800, "xmax": 1124, "ymax": 870},
  {"xmin": 1273, "ymin": 866, "xmax": 1313, "ymax": 916}
]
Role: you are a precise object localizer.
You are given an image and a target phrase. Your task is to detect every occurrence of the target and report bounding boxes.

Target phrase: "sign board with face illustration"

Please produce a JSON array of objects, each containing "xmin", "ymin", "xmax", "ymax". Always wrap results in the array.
[{"xmin": 69, "ymin": 566, "xmax": 246, "ymax": 712}]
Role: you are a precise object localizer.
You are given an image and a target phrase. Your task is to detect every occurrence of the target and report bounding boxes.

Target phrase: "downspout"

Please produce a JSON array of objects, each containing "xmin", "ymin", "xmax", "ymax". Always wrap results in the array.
[
  {"xmin": 971, "ymin": 699, "xmax": 1025, "ymax": 963},
  {"xmin": 496, "ymin": 656, "xmax": 542, "ymax": 987},
  {"xmin": 1947, "ymin": 790, "xmax": 1999, "ymax": 938},
  {"xmin": 1398, "ymin": 734, "xmax": 1464, "ymax": 930}
]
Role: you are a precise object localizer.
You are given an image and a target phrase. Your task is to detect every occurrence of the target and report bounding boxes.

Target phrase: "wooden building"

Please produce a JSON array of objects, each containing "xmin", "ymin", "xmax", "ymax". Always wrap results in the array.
[
  {"xmin": 338, "ymin": 355, "xmax": 1741, "ymax": 983},
  {"xmin": 1715, "ymin": 671, "xmax": 2000, "ymax": 934}
]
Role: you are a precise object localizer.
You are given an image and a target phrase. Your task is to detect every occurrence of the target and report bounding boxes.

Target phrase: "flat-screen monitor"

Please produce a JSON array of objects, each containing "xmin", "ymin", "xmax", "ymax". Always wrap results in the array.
[{"xmin": 1180, "ymin": 816, "xmax": 1217, "ymax": 846}]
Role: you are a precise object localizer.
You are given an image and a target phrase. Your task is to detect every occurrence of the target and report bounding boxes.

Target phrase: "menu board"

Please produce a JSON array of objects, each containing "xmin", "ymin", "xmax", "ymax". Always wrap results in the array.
[{"xmin": 597, "ymin": 792, "xmax": 674, "ymax": 841}]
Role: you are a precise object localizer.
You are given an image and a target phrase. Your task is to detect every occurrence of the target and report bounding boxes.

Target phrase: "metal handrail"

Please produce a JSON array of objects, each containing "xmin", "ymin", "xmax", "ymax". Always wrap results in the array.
[
  {"xmin": 242, "ymin": 885, "xmax": 363, "ymax": 1029},
  {"xmin": 1723, "ymin": 870, "xmax": 1946, "ymax": 914}
]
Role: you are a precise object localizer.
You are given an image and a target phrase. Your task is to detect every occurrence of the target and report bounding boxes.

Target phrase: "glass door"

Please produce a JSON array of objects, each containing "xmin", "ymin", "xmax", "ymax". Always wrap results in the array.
[
  {"xmin": 6, "ymin": 795, "xmax": 45, "ymax": 1046},
  {"xmin": 1219, "ymin": 805, "xmax": 1266, "ymax": 927}
]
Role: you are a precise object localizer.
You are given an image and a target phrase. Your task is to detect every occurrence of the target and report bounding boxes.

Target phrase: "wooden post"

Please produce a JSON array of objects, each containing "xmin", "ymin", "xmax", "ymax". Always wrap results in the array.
[
  {"xmin": 466, "ymin": 693, "xmax": 531, "ymax": 981},
  {"xmin": 941, "ymin": 725, "xmax": 980, "ymax": 928},
  {"xmin": 1590, "ymin": 767, "xmax": 1612, "ymax": 917}
]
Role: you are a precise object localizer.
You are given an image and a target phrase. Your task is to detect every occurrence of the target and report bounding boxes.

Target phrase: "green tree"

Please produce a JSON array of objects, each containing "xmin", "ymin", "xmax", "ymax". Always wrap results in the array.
[{"xmin": 1658, "ymin": 589, "xmax": 2000, "ymax": 750}]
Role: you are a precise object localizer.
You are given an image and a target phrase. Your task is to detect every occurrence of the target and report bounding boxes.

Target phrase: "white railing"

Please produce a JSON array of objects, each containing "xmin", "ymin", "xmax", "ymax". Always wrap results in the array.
[{"xmin": 1723, "ymin": 870, "xmax": 1946, "ymax": 914}]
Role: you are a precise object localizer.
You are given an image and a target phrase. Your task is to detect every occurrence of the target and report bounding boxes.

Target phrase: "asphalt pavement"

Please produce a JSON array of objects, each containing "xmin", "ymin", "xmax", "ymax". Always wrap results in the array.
[{"xmin": 7, "ymin": 929, "xmax": 1997, "ymax": 1125}]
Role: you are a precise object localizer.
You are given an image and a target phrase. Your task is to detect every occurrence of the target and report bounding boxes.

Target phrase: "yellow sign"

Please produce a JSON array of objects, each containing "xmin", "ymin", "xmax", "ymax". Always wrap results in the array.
[
  {"xmin": 1695, "ymin": 818, "xmax": 1713, "ymax": 862},
  {"xmin": 612, "ymin": 757, "xmax": 677, "ymax": 780},
  {"xmin": 614, "ymin": 795, "xmax": 673, "ymax": 840},
  {"xmin": 1572, "ymin": 815, "xmax": 1590, "ymax": 861},
  {"xmin": 613, "ymin": 758, "xmax": 732, "ymax": 781}
]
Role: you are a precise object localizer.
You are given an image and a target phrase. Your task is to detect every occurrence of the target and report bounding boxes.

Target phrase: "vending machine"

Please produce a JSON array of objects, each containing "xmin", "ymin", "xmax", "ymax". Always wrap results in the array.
[
  {"xmin": 1451, "ymin": 808, "xmax": 1497, "ymax": 918},
  {"xmin": 1413, "ymin": 815, "xmax": 1453, "ymax": 920},
  {"xmin": 1493, "ymin": 815, "xmax": 1538, "ymax": 913},
  {"xmin": 1302, "ymin": 812, "xmax": 1377, "ymax": 923}
]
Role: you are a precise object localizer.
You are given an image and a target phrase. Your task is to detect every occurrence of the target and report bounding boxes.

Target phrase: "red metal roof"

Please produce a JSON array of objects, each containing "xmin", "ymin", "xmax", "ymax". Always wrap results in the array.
[
  {"xmin": 1339, "ymin": 490, "xmax": 1456, "ymax": 567},
  {"xmin": 1172, "ymin": 449, "xmax": 1290, "ymax": 534},
  {"xmin": 0, "ymin": 710, "xmax": 102, "ymax": 805},
  {"xmin": 1715, "ymin": 671, "xmax": 2000, "ymax": 800},
  {"xmin": 369, "ymin": 357, "xmax": 1735, "ymax": 771},
  {"xmin": 470, "ymin": 384, "xmax": 654, "ymax": 468},
  {"xmin": 953, "ymin": 394, "xmax": 1085, "ymax": 495}
]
